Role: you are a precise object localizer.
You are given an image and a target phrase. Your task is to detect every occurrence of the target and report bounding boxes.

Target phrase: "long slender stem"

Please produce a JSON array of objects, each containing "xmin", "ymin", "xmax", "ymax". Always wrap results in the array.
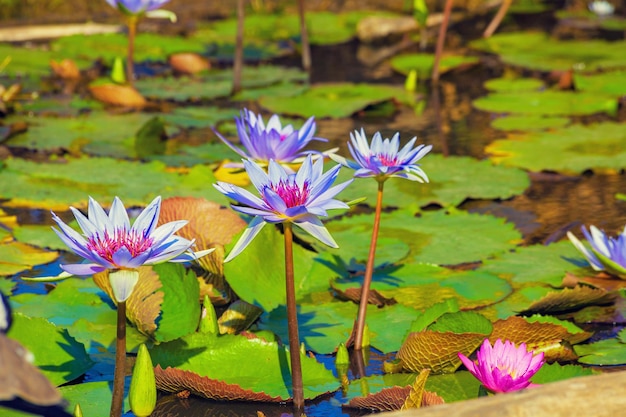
[
  {"xmin": 284, "ymin": 223, "xmax": 304, "ymax": 410},
  {"xmin": 232, "ymin": 0, "xmax": 245, "ymax": 95},
  {"xmin": 126, "ymin": 17, "xmax": 137, "ymax": 86},
  {"xmin": 110, "ymin": 300, "xmax": 127, "ymax": 417},
  {"xmin": 297, "ymin": 0, "xmax": 311, "ymax": 73},
  {"xmin": 352, "ymin": 180, "xmax": 385, "ymax": 351},
  {"xmin": 483, "ymin": 0, "xmax": 513, "ymax": 38},
  {"xmin": 431, "ymin": 0, "xmax": 453, "ymax": 84}
]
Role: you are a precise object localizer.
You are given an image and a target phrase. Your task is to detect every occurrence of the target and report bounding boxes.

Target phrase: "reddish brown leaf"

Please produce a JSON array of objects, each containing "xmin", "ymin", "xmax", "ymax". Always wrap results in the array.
[
  {"xmin": 520, "ymin": 286, "xmax": 615, "ymax": 315},
  {"xmin": 169, "ymin": 53, "xmax": 210, "ymax": 75},
  {"xmin": 332, "ymin": 283, "xmax": 397, "ymax": 307},
  {"xmin": 50, "ymin": 59, "xmax": 80, "ymax": 79},
  {"xmin": 154, "ymin": 365, "xmax": 283, "ymax": 402},
  {"xmin": 397, "ymin": 330, "xmax": 485, "ymax": 374},
  {"xmin": 422, "ymin": 391, "xmax": 445, "ymax": 406},
  {"xmin": 345, "ymin": 386, "xmax": 411, "ymax": 411},
  {"xmin": 491, "ymin": 316, "xmax": 591, "ymax": 346},
  {"xmin": 563, "ymin": 272, "xmax": 626, "ymax": 292},
  {"xmin": 89, "ymin": 83, "xmax": 147, "ymax": 108}
]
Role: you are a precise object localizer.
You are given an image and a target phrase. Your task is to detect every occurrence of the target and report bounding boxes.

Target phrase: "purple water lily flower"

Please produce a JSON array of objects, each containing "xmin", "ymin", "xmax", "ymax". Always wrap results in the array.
[
  {"xmin": 214, "ymin": 155, "xmax": 353, "ymax": 262},
  {"xmin": 214, "ymin": 109, "xmax": 329, "ymax": 171},
  {"xmin": 567, "ymin": 225, "xmax": 626, "ymax": 278},
  {"xmin": 458, "ymin": 339, "xmax": 544, "ymax": 394},
  {"xmin": 52, "ymin": 196, "xmax": 211, "ymax": 276},
  {"xmin": 105, "ymin": 0, "xmax": 171, "ymax": 15},
  {"xmin": 330, "ymin": 128, "xmax": 432, "ymax": 182}
]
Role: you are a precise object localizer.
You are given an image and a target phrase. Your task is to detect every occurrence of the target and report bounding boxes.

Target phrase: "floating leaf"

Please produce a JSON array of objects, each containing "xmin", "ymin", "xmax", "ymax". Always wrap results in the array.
[
  {"xmin": 575, "ymin": 338, "xmax": 626, "ymax": 365},
  {"xmin": 427, "ymin": 311, "xmax": 493, "ymax": 335},
  {"xmin": 490, "ymin": 115, "xmax": 570, "ymax": 132},
  {"xmin": 134, "ymin": 116, "xmax": 166, "ymax": 158},
  {"xmin": 150, "ymin": 332, "xmax": 338, "ymax": 401},
  {"xmin": 532, "ymin": 362, "xmax": 595, "ymax": 384},
  {"xmin": 217, "ymin": 300, "xmax": 264, "ymax": 334},
  {"xmin": 484, "ymin": 77, "xmax": 545, "ymax": 92},
  {"xmin": 7, "ymin": 314, "xmax": 93, "ymax": 386},
  {"xmin": 520, "ymin": 286, "xmax": 615, "ymax": 315},
  {"xmin": 88, "ymin": 83, "xmax": 147, "ymax": 108},
  {"xmin": 345, "ymin": 385, "xmax": 411, "ymax": 411},
  {"xmin": 390, "ymin": 53, "xmax": 479, "ymax": 79},
  {"xmin": 574, "ymin": 70, "xmax": 626, "ymax": 97},
  {"xmin": 0, "ymin": 43, "xmax": 54, "ymax": 77},
  {"xmin": 0, "ymin": 241, "xmax": 58, "ymax": 276},
  {"xmin": 60, "ymin": 381, "xmax": 129, "ymax": 417},
  {"xmin": 486, "ymin": 122, "xmax": 626, "ymax": 174},
  {"xmin": 260, "ymin": 83, "xmax": 415, "ymax": 119}
]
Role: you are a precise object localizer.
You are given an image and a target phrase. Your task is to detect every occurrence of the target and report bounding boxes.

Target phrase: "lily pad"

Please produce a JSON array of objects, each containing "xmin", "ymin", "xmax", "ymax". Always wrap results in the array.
[
  {"xmin": 390, "ymin": 53, "xmax": 479, "ymax": 79},
  {"xmin": 0, "ymin": 43, "xmax": 54, "ymax": 78},
  {"xmin": 259, "ymin": 83, "xmax": 415, "ymax": 119},
  {"xmin": 473, "ymin": 90, "xmax": 617, "ymax": 117},
  {"xmin": 7, "ymin": 313, "xmax": 93, "ymax": 386},
  {"xmin": 60, "ymin": 381, "xmax": 130, "ymax": 417},
  {"xmin": 484, "ymin": 77, "xmax": 545, "ymax": 92},
  {"xmin": 486, "ymin": 122, "xmax": 626, "ymax": 174},
  {"xmin": 149, "ymin": 332, "xmax": 339, "ymax": 401},
  {"xmin": 335, "ymin": 154, "xmax": 531, "ymax": 210},
  {"xmin": 471, "ymin": 32, "xmax": 626, "ymax": 72},
  {"xmin": 574, "ymin": 338, "xmax": 626, "ymax": 365},
  {"xmin": 574, "ymin": 70, "xmax": 626, "ymax": 97},
  {"xmin": 490, "ymin": 115, "xmax": 570, "ymax": 132},
  {"xmin": 0, "ymin": 241, "xmax": 58, "ymax": 276},
  {"xmin": 0, "ymin": 156, "xmax": 226, "ymax": 210}
]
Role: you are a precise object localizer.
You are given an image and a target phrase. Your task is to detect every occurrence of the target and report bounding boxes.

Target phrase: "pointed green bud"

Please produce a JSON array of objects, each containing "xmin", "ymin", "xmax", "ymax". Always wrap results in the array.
[
  {"xmin": 405, "ymin": 69, "xmax": 418, "ymax": 92},
  {"xmin": 129, "ymin": 344, "xmax": 156, "ymax": 417},
  {"xmin": 111, "ymin": 56, "xmax": 126, "ymax": 85},
  {"xmin": 300, "ymin": 342, "xmax": 306, "ymax": 356},
  {"xmin": 199, "ymin": 295, "xmax": 219, "ymax": 335},
  {"xmin": 362, "ymin": 324, "xmax": 371, "ymax": 348},
  {"xmin": 73, "ymin": 403, "xmax": 83, "ymax": 417},
  {"xmin": 335, "ymin": 342, "xmax": 349, "ymax": 366}
]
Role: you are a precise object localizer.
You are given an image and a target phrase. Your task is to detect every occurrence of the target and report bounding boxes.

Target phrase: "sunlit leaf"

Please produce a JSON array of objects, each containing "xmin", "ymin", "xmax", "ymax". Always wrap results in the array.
[
  {"xmin": 532, "ymin": 362, "xmax": 596, "ymax": 384},
  {"xmin": 574, "ymin": 70, "xmax": 626, "ymax": 97},
  {"xmin": 0, "ymin": 241, "xmax": 58, "ymax": 276},
  {"xmin": 484, "ymin": 77, "xmax": 545, "ymax": 92},
  {"xmin": 520, "ymin": 286, "xmax": 615, "ymax": 315},
  {"xmin": 60, "ymin": 381, "xmax": 130, "ymax": 417},
  {"xmin": 575, "ymin": 338, "xmax": 626, "ymax": 365}
]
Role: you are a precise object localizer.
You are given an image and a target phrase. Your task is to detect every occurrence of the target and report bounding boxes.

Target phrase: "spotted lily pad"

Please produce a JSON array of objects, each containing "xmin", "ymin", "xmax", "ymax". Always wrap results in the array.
[
  {"xmin": 259, "ymin": 83, "xmax": 415, "ymax": 119},
  {"xmin": 486, "ymin": 122, "xmax": 626, "ymax": 174},
  {"xmin": 149, "ymin": 332, "xmax": 339, "ymax": 401}
]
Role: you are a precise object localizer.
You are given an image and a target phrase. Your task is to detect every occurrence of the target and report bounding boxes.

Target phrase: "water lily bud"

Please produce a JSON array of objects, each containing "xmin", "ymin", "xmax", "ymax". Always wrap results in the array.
[
  {"xmin": 129, "ymin": 344, "xmax": 156, "ymax": 417},
  {"xmin": 405, "ymin": 69, "xmax": 418, "ymax": 93},
  {"xmin": 73, "ymin": 403, "xmax": 83, "ymax": 417},
  {"xmin": 300, "ymin": 342, "xmax": 306, "ymax": 356},
  {"xmin": 199, "ymin": 295, "xmax": 219, "ymax": 335},
  {"xmin": 111, "ymin": 57, "xmax": 126, "ymax": 85},
  {"xmin": 335, "ymin": 342, "xmax": 349, "ymax": 366},
  {"xmin": 361, "ymin": 324, "xmax": 371, "ymax": 348}
]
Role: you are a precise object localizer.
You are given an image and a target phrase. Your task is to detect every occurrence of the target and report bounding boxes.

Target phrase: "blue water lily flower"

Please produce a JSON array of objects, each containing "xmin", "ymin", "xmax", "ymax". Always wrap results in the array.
[
  {"xmin": 568, "ymin": 225, "xmax": 626, "ymax": 279},
  {"xmin": 214, "ymin": 109, "xmax": 331, "ymax": 171},
  {"xmin": 214, "ymin": 155, "xmax": 353, "ymax": 261},
  {"xmin": 52, "ymin": 196, "xmax": 212, "ymax": 276},
  {"xmin": 330, "ymin": 128, "xmax": 432, "ymax": 182},
  {"xmin": 105, "ymin": 0, "xmax": 171, "ymax": 15}
]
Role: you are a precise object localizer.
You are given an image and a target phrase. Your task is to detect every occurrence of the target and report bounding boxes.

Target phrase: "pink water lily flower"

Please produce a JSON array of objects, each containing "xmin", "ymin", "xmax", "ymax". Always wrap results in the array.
[{"xmin": 458, "ymin": 339, "xmax": 544, "ymax": 394}]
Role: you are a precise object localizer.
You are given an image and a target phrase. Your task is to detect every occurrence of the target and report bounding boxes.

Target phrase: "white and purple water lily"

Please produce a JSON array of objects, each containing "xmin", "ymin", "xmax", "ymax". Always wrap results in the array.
[
  {"xmin": 214, "ymin": 155, "xmax": 353, "ymax": 262},
  {"xmin": 330, "ymin": 129, "xmax": 432, "ymax": 183},
  {"xmin": 51, "ymin": 196, "xmax": 212, "ymax": 300},
  {"xmin": 105, "ymin": 0, "xmax": 171, "ymax": 15},
  {"xmin": 458, "ymin": 339, "xmax": 544, "ymax": 394},
  {"xmin": 567, "ymin": 225, "xmax": 626, "ymax": 279},
  {"xmin": 214, "ymin": 109, "xmax": 330, "ymax": 171}
]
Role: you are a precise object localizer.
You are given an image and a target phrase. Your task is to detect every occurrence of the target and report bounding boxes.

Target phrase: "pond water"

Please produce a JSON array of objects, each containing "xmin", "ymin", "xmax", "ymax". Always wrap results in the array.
[{"xmin": 2, "ymin": 3, "xmax": 626, "ymax": 417}]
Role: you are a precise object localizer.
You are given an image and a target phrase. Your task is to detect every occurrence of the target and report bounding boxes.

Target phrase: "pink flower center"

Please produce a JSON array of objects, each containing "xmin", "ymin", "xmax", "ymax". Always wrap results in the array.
[
  {"xmin": 376, "ymin": 153, "xmax": 400, "ymax": 167},
  {"xmin": 272, "ymin": 180, "xmax": 310, "ymax": 208},
  {"xmin": 87, "ymin": 229, "xmax": 153, "ymax": 263}
]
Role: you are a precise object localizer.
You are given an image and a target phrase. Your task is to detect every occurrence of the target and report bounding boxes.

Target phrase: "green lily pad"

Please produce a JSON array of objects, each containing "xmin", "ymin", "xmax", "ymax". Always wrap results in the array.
[
  {"xmin": 151, "ymin": 142, "xmax": 240, "ymax": 167},
  {"xmin": 478, "ymin": 240, "xmax": 588, "ymax": 287},
  {"xmin": 490, "ymin": 114, "xmax": 570, "ymax": 132},
  {"xmin": 574, "ymin": 70, "xmax": 626, "ymax": 97},
  {"xmin": 390, "ymin": 53, "xmax": 479, "ymax": 79},
  {"xmin": 259, "ymin": 83, "xmax": 415, "ymax": 119},
  {"xmin": 17, "ymin": 96, "xmax": 104, "ymax": 116},
  {"xmin": 0, "ymin": 156, "xmax": 226, "ymax": 210},
  {"xmin": 7, "ymin": 314, "xmax": 93, "ymax": 386},
  {"xmin": 574, "ymin": 338, "xmax": 626, "ymax": 365},
  {"xmin": 0, "ymin": 43, "xmax": 54, "ymax": 78},
  {"xmin": 473, "ymin": 90, "xmax": 617, "ymax": 117},
  {"xmin": 325, "ymin": 209, "xmax": 522, "ymax": 266},
  {"xmin": 51, "ymin": 33, "xmax": 205, "ymax": 67},
  {"xmin": 532, "ymin": 362, "xmax": 596, "ymax": 384},
  {"xmin": 160, "ymin": 106, "xmax": 240, "ymax": 130},
  {"xmin": 471, "ymin": 32, "xmax": 626, "ymax": 72},
  {"xmin": 150, "ymin": 332, "xmax": 339, "ymax": 401},
  {"xmin": 135, "ymin": 65, "xmax": 308, "ymax": 102},
  {"xmin": 484, "ymin": 77, "xmax": 545, "ymax": 92},
  {"xmin": 60, "ymin": 381, "xmax": 130, "ymax": 417},
  {"xmin": 486, "ymin": 122, "xmax": 626, "ymax": 174},
  {"xmin": 0, "ymin": 241, "xmax": 59, "ymax": 276},
  {"xmin": 335, "ymin": 154, "xmax": 530, "ymax": 210}
]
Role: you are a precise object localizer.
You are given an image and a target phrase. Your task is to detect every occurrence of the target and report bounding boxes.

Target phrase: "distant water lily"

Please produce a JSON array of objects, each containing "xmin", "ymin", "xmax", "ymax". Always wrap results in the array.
[
  {"xmin": 105, "ymin": 0, "xmax": 171, "ymax": 15},
  {"xmin": 588, "ymin": 0, "xmax": 615, "ymax": 16},
  {"xmin": 458, "ymin": 339, "xmax": 544, "ymax": 394},
  {"xmin": 331, "ymin": 129, "xmax": 431, "ymax": 350},
  {"xmin": 214, "ymin": 155, "xmax": 352, "ymax": 262},
  {"xmin": 214, "ymin": 109, "xmax": 329, "ymax": 171},
  {"xmin": 567, "ymin": 225, "xmax": 626, "ymax": 279}
]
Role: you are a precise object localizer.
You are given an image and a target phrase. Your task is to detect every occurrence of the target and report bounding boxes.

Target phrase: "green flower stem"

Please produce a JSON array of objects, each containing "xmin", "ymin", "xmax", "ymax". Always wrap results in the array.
[
  {"xmin": 110, "ymin": 300, "xmax": 127, "ymax": 417},
  {"xmin": 353, "ymin": 180, "xmax": 385, "ymax": 351},
  {"xmin": 284, "ymin": 223, "xmax": 304, "ymax": 409},
  {"xmin": 126, "ymin": 16, "xmax": 138, "ymax": 86}
]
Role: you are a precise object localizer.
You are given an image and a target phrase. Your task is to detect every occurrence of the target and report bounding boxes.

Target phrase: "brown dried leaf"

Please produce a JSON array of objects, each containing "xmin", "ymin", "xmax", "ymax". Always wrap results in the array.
[
  {"xmin": 93, "ymin": 266, "xmax": 163, "ymax": 336},
  {"xmin": 217, "ymin": 300, "xmax": 264, "ymax": 334},
  {"xmin": 88, "ymin": 83, "xmax": 147, "ymax": 108},
  {"xmin": 532, "ymin": 339, "xmax": 578, "ymax": 363},
  {"xmin": 154, "ymin": 365, "xmax": 282, "ymax": 402},
  {"xmin": 491, "ymin": 316, "xmax": 591, "ymax": 346},
  {"xmin": 397, "ymin": 330, "xmax": 485, "ymax": 374},
  {"xmin": 159, "ymin": 197, "xmax": 246, "ymax": 276},
  {"xmin": 50, "ymin": 59, "xmax": 80, "ymax": 79},
  {"xmin": 563, "ymin": 271, "xmax": 626, "ymax": 292},
  {"xmin": 345, "ymin": 386, "xmax": 411, "ymax": 411},
  {"xmin": 401, "ymin": 369, "xmax": 430, "ymax": 410},
  {"xmin": 0, "ymin": 335, "xmax": 65, "ymax": 407},
  {"xmin": 520, "ymin": 286, "xmax": 615, "ymax": 315},
  {"xmin": 332, "ymin": 283, "xmax": 397, "ymax": 307},
  {"xmin": 422, "ymin": 391, "xmax": 445, "ymax": 406},
  {"xmin": 169, "ymin": 53, "xmax": 210, "ymax": 75}
]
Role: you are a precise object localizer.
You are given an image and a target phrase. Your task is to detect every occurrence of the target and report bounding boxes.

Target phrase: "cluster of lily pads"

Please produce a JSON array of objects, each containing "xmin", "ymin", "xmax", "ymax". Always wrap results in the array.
[{"xmin": 0, "ymin": 0, "xmax": 626, "ymax": 416}]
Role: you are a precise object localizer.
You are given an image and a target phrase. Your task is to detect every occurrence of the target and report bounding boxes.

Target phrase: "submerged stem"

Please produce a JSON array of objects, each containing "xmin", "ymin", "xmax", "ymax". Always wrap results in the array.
[
  {"xmin": 110, "ymin": 300, "xmax": 127, "ymax": 417},
  {"xmin": 126, "ymin": 16, "xmax": 137, "ymax": 86},
  {"xmin": 353, "ymin": 180, "xmax": 385, "ymax": 351},
  {"xmin": 284, "ymin": 223, "xmax": 304, "ymax": 410}
]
